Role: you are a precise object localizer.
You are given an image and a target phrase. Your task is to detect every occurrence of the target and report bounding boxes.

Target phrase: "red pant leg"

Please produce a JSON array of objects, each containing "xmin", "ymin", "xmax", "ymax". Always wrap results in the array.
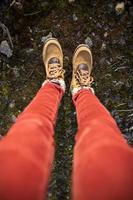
[
  {"xmin": 72, "ymin": 89, "xmax": 133, "ymax": 200},
  {"xmin": 0, "ymin": 82, "xmax": 63, "ymax": 200}
]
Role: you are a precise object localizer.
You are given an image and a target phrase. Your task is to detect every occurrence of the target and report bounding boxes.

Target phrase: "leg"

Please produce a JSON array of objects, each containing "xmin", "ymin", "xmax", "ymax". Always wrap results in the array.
[
  {"xmin": 0, "ymin": 82, "xmax": 63, "ymax": 200},
  {"xmin": 0, "ymin": 38, "xmax": 65, "ymax": 200},
  {"xmin": 72, "ymin": 89, "xmax": 133, "ymax": 200},
  {"xmin": 70, "ymin": 44, "xmax": 133, "ymax": 200}
]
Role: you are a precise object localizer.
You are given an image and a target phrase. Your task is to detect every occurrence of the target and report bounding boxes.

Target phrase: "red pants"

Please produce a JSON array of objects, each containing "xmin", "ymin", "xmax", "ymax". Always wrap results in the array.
[{"xmin": 0, "ymin": 82, "xmax": 133, "ymax": 200}]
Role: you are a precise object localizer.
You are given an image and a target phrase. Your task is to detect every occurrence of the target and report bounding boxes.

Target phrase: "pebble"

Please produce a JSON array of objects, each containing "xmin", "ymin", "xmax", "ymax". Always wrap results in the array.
[
  {"xmin": 129, "ymin": 126, "xmax": 133, "ymax": 132},
  {"xmin": 108, "ymin": 3, "xmax": 114, "ymax": 13},
  {"xmin": 0, "ymin": 40, "xmax": 13, "ymax": 58},
  {"xmin": 9, "ymin": 100, "xmax": 15, "ymax": 109},
  {"xmin": 77, "ymin": 31, "xmax": 81, "ymax": 37},
  {"xmin": 99, "ymin": 57, "xmax": 106, "ymax": 65},
  {"xmin": 96, "ymin": 22, "xmax": 102, "ymax": 29},
  {"xmin": 11, "ymin": 114, "xmax": 16, "ymax": 123},
  {"xmin": 41, "ymin": 32, "xmax": 52, "ymax": 43},
  {"xmin": 115, "ymin": 2, "xmax": 125, "ymax": 15},
  {"xmin": 73, "ymin": 13, "xmax": 78, "ymax": 22},
  {"xmin": 64, "ymin": 56, "xmax": 69, "ymax": 62},
  {"xmin": 128, "ymin": 99, "xmax": 133, "ymax": 108},
  {"xmin": 13, "ymin": 67, "xmax": 20, "ymax": 78},
  {"xmin": 26, "ymin": 48, "xmax": 34, "ymax": 54},
  {"xmin": 104, "ymin": 32, "xmax": 108, "ymax": 38},
  {"xmin": 85, "ymin": 36, "xmax": 93, "ymax": 47},
  {"xmin": 119, "ymin": 37, "xmax": 126, "ymax": 46},
  {"xmin": 68, "ymin": 0, "xmax": 75, "ymax": 3},
  {"xmin": 101, "ymin": 42, "xmax": 106, "ymax": 50}
]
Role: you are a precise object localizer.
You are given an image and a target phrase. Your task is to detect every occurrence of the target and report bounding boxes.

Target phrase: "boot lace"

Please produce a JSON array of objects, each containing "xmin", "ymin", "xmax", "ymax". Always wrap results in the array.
[
  {"xmin": 75, "ymin": 64, "xmax": 93, "ymax": 87},
  {"xmin": 47, "ymin": 57, "xmax": 65, "ymax": 79}
]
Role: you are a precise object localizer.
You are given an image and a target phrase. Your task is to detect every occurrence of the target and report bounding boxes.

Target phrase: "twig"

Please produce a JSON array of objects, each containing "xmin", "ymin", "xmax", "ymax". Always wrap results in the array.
[
  {"xmin": 27, "ymin": 69, "xmax": 34, "ymax": 79},
  {"xmin": 10, "ymin": 0, "xmax": 16, "ymax": 7},
  {"xmin": 114, "ymin": 66, "xmax": 129, "ymax": 71},
  {"xmin": 24, "ymin": 11, "xmax": 41, "ymax": 16},
  {"xmin": 115, "ymin": 103, "xmax": 126, "ymax": 107},
  {"xmin": 0, "ymin": 22, "xmax": 14, "ymax": 49},
  {"xmin": 128, "ymin": 113, "xmax": 133, "ymax": 117},
  {"xmin": 117, "ymin": 109, "xmax": 133, "ymax": 112},
  {"xmin": 110, "ymin": 61, "xmax": 121, "ymax": 68}
]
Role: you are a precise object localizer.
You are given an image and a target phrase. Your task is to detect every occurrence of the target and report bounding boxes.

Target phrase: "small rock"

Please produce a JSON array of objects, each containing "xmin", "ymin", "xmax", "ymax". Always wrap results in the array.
[
  {"xmin": 109, "ymin": 58, "xmax": 113, "ymax": 63},
  {"xmin": 104, "ymin": 32, "xmax": 108, "ymax": 38},
  {"xmin": 0, "ymin": 40, "xmax": 13, "ymax": 58},
  {"xmin": 77, "ymin": 31, "xmax": 81, "ymax": 37},
  {"xmin": 108, "ymin": 3, "xmax": 114, "ymax": 13},
  {"xmin": 68, "ymin": 0, "xmax": 75, "ymax": 3},
  {"xmin": 11, "ymin": 114, "xmax": 16, "ymax": 123},
  {"xmin": 99, "ymin": 57, "xmax": 106, "ymax": 65},
  {"xmin": 92, "ymin": 32, "xmax": 95, "ymax": 37},
  {"xmin": 26, "ymin": 48, "xmax": 34, "ymax": 54},
  {"xmin": 129, "ymin": 126, "xmax": 133, "ymax": 132},
  {"xmin": 41, "ymin": 32, "xmax": 52, "ymax": 43},
  {"xmin": 128, "ymin": 99, "xmax": 133, "ymax": 108},
  {"xmin": 9, "ymin": 100, "xmax": 15, "ymax": 109},
  {"xmin": 41, "ymin": 1, "xmax": 49, "ymax": 9},
  {"xmin": 13, "ymin": 67, "xmax": 20, "ymax": 78},
  {"xmin": 11, "ymin": 1, "xmax": 23, "ymax": 10},
  {"xmin": 104, "ymin": 26, "xmax": 109, "ymax": 31},
  {"xmin": 85, "ymin": 37, "xmax": 93, "ymax": 47},
  {"xmin": 119, "ymin": 37, "xmax": 126, "ymax": 46},
  {"xmin": 28, "ymin": 26, "xmax": 32, "ymax": 33},
  {"xmin": 115, "ymin": 2, "xmax": 125, "ymax": 15},
  {"xmin": 64, "ymin": 56, "xmax": 69, "ymax": 62},
  {"xmin": 73, "ymin": 13, "xmax": 78, "ymax": 21},
  {"xmin": 96, "ymin": 22, "xmax": 102, "ymax": 29},
  {"xmin": 101, "ymin": 42, "xmax": 106, "ymax": 50}
]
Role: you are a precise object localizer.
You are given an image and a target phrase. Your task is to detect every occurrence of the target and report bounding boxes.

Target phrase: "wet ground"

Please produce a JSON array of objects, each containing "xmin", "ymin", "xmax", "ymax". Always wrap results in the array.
[{"xmin": 0, "ymin": 0, "xmax": 133, "ymax": 199}]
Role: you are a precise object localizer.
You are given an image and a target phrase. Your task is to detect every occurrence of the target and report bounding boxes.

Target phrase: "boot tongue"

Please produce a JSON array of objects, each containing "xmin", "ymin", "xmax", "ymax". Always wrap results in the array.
[
  {"xmin": 47, "ymin": 57, "xmax": 64, "ymax": 80},
  {"xmin": 76, "ymin": 63, "xmax": 91, "ymax": 86},
  {"xmin": 48, "ymin": 57, "xmax": 60, "ymax": 64},
  {"xmin": 77, "ymin": 63, "xmax": 89, "ymax": 71}
]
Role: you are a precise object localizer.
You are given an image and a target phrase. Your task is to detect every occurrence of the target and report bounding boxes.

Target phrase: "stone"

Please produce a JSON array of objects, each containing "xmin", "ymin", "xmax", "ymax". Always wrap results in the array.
[
  {"xmin": 96, "ymin": 22, "xmax": 102, "ymax": 29},
  {"xmin": 85, "ymin": 37, "xmax": 93, "ymax": 47},
  {"xmin": 68, "ymin": 0, "xmax": 75, "ymax": 3},
  {"xmin": 41, "ymin": 32, "xmax": 52, "ymax": 43},
  {"xmin": 26, "ymin": 48, "xmax": 34, "ymax": 54},
  {"xmin": 73, "ymin": 13, "xmax": 78, "ymax": 22},
  {"xmin": 0, "ymin": 40, "xmax": 13, "ymax": 58},
  {"xmin": 119, "ymin": 37, "xmax": 126, "ymax": 46},
  {"xmin": 101, "ymin": 42, "xmax": 106, "ymax": 50},
  {"xmin": 13, "ymin": 67, "xmax": 20, "ymax": 78},
  {"xmin": 104, "ymin": 32, "xmax": 108, "ymax": 38},
  {"xmin": 9, "ymin": 100, "xmax": 15, "ymax": 109},
  {"xmin": 11, "ymin": 114, "xmax": 16, "ymax": 123},
  {"xmin": 115, "ymin": 2, "xmax": 125, "ymax": 15}
]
